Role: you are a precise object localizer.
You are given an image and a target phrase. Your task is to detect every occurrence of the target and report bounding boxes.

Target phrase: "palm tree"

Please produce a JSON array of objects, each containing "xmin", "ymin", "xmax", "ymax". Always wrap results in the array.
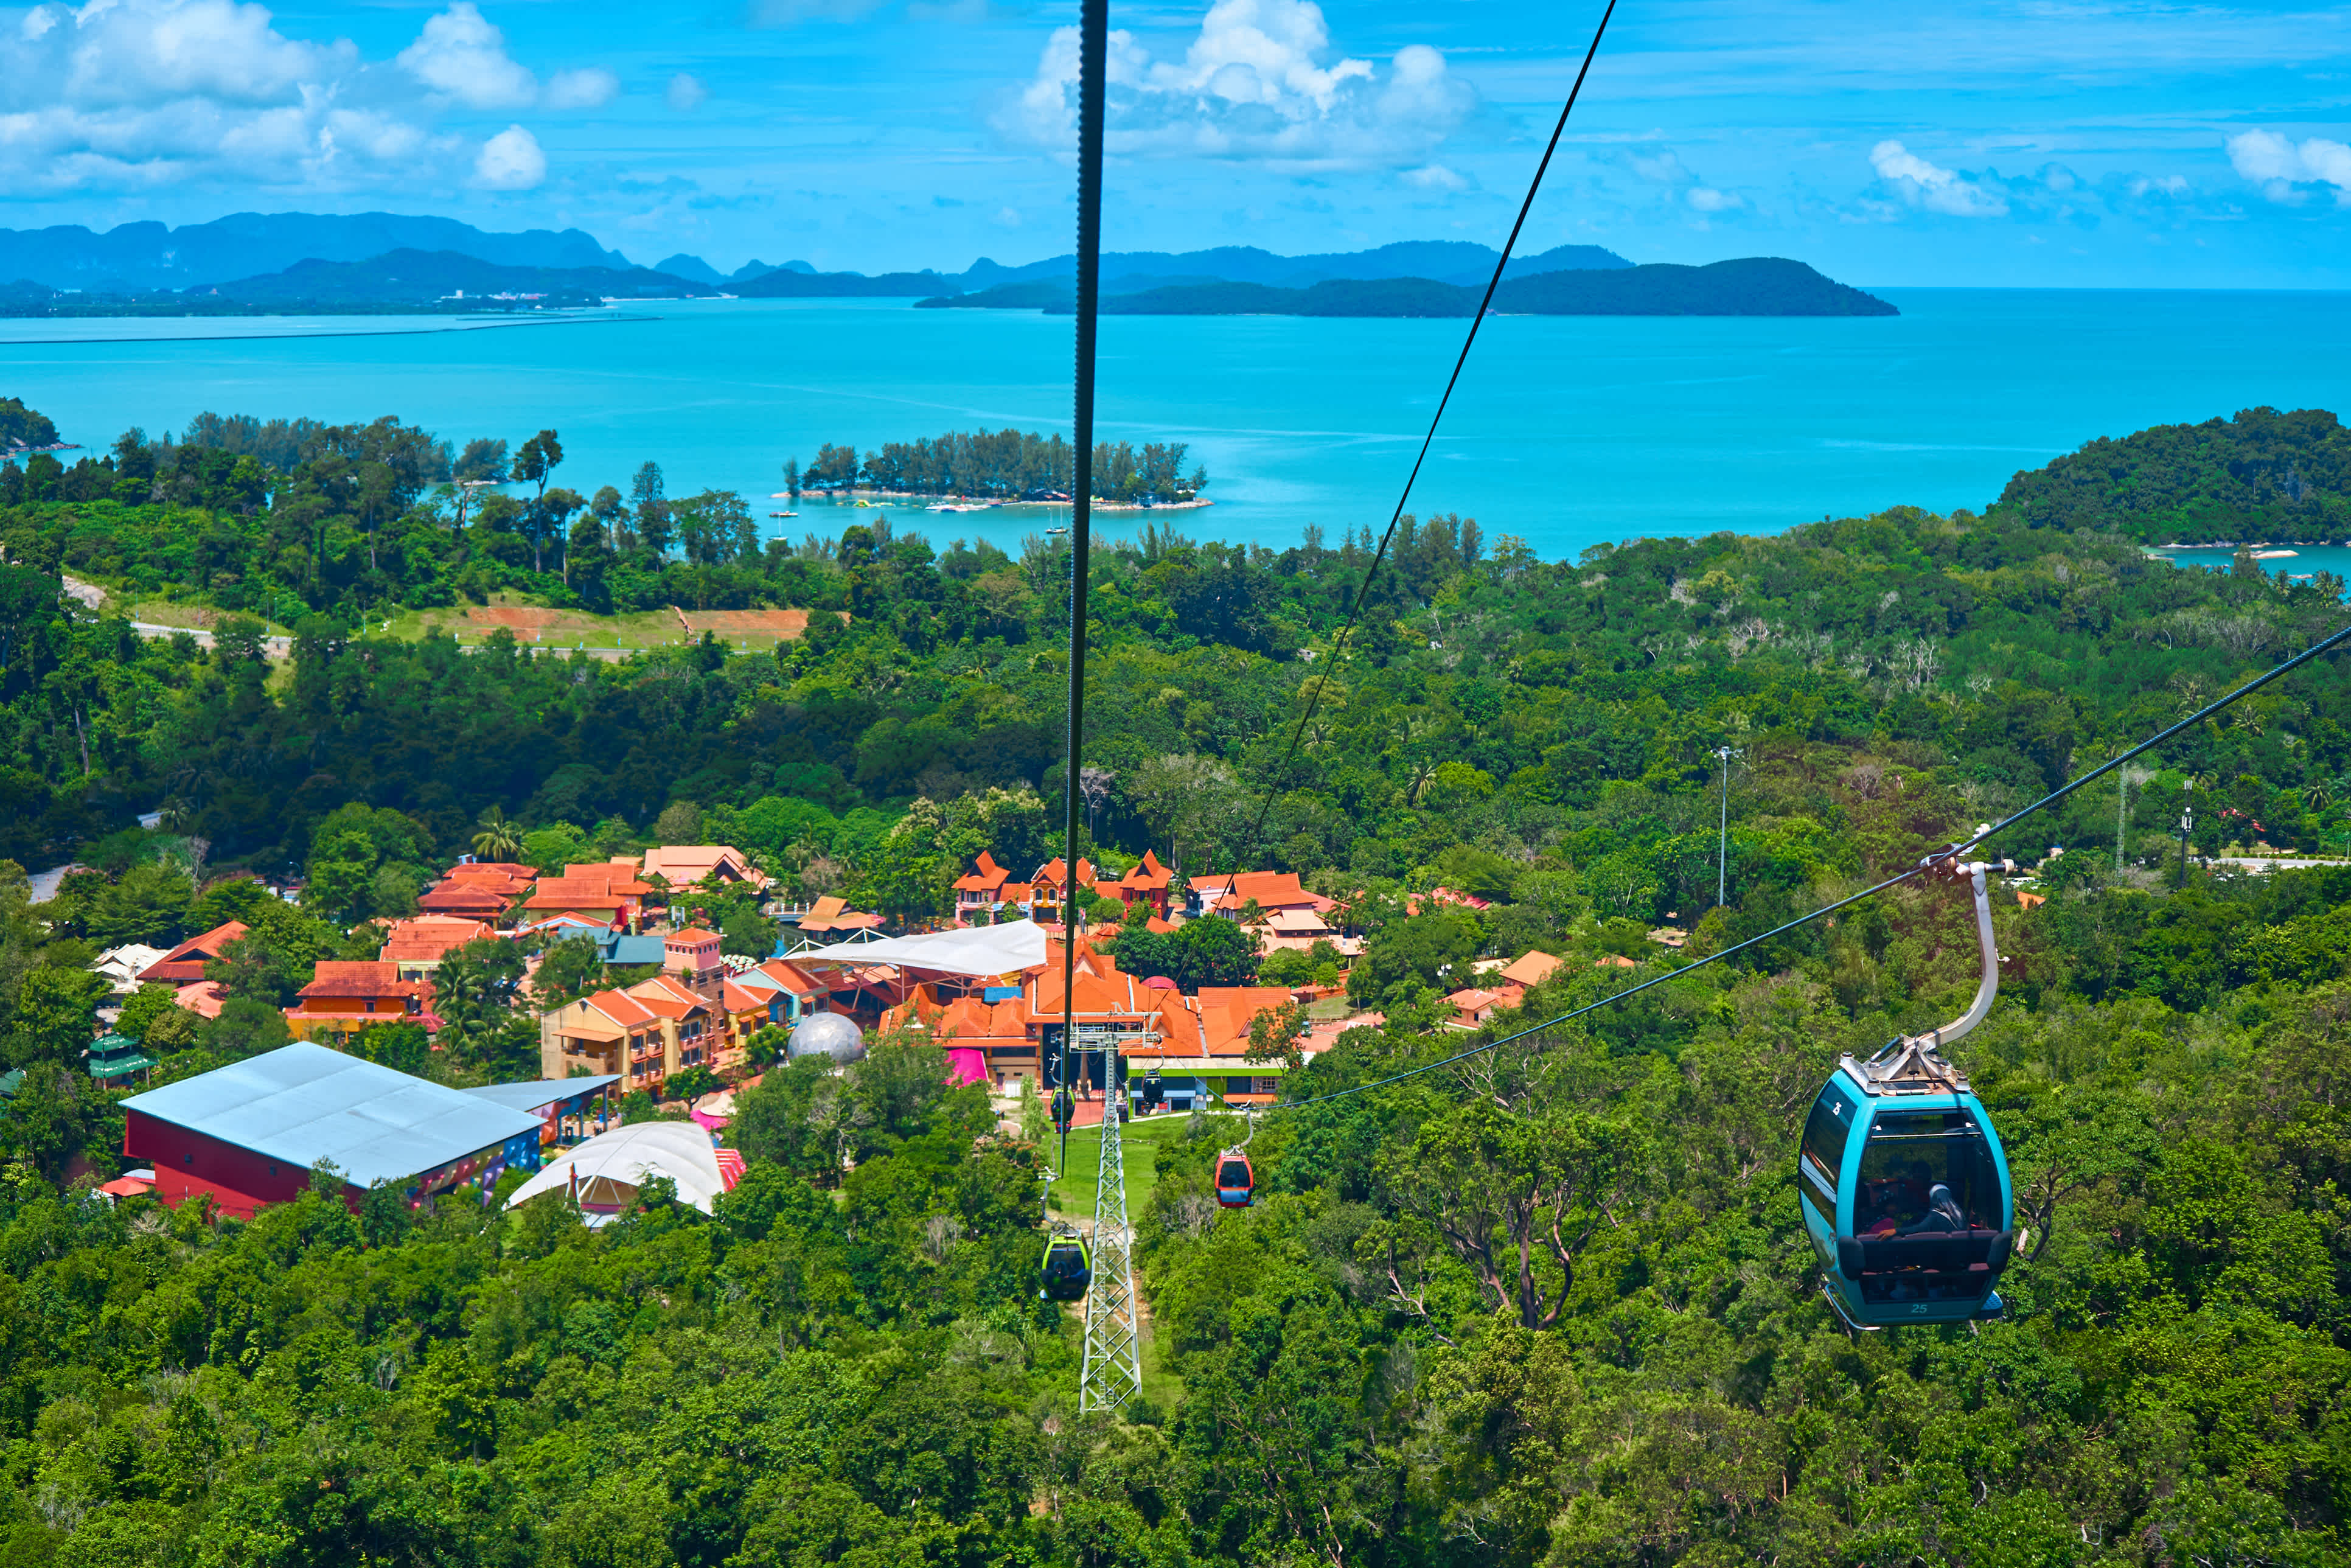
[
  {"xmin": 2302, "ymin": 778, "xmax": 2335, "ymax": 813},
  {"xmin": 472, "ymin": 806, "xmax": 522, "ymax": 863}
]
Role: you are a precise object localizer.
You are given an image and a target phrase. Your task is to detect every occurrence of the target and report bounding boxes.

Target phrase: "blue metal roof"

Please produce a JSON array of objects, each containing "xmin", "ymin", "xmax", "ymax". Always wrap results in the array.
[
  {"xmin": 461, "ymin": 1075, "xmax": 621, "ymax": 1114},
  {"xmin": 597, "ymin": 933, "xmax": 668, "ymax": 965},
  {"xmin": 119, "ymin": 1043, "xmax": 541, "ymax": 1188}
]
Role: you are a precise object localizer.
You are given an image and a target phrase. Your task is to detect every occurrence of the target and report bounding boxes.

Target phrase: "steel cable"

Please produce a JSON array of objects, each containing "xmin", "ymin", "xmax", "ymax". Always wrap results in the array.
[
  {"xmin": 1230, "ymin": 0, "xmax": 1621, "ymax": 872},
  {"xmin": 1243, "ymin": 614, "xmax": 2351, "ymax": 1115}
]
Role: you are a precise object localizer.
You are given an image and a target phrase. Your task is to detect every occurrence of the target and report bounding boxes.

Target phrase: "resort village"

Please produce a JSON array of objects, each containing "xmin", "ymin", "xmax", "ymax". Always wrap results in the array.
[{"xmin": 47, "ymin": 840, "xmax": 1572, "ymax": 1223}]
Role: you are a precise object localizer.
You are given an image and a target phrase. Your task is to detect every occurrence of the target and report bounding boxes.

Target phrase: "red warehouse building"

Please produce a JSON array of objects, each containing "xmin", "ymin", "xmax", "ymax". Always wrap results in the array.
[{"xmin": 120, "ymin": 1043, "xmax": 544, "ymax": 1218}]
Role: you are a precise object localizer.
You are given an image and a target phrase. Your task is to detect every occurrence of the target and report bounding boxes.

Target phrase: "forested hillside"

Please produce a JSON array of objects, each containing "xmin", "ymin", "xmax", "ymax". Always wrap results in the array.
[
  {"xmin": 8, "ymin": 406, "xmax": 2351, "ymax": 1562},
  {"xmin": 1994, "ymin": 405, "xmax": 2351, "ymax": 542}
]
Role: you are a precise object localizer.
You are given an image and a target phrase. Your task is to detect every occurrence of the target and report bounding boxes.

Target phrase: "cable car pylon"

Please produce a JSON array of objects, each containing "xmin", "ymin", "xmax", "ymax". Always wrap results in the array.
[{"xmin": 1079, "ymin": 1050, "xmax": 1143, "ymax": 1412}]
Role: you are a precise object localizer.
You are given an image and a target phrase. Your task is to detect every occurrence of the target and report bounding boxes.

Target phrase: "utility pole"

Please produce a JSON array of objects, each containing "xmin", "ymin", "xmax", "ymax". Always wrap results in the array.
[
  {"xmin": 1079, "ymin": 1036, "xmax": 1143, "ymax": 1413},
  {"xmin": 2176, "ymin": 777, "xmax": 2195, "ymax": 887},
  {"xmin": 1714, "ymin": 745, "xmax": 1739, "ymax": 908}
]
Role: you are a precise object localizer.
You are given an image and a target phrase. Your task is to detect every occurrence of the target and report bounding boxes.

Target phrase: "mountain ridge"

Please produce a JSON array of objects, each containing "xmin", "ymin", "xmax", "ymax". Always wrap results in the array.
[
  {"xmin": 0, "ymin": 212, "xmax": 630, "ymax": 292},
  {"xmin": 919, "ymin": 259, "xmax": 1899, "ymax": 319}
]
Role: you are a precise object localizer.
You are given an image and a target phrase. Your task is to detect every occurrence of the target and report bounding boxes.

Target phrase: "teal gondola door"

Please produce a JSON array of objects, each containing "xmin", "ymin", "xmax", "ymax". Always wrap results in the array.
[{"xmin": 1799, "ymin": 856, "xmax": 2018, "ymax": 1329}]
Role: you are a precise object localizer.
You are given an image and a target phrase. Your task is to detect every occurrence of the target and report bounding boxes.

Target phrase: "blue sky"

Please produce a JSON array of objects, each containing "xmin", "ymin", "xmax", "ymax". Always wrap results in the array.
[{"xmin": 1, "ymin": 0, "xmax": 2347, "ymax": 286}]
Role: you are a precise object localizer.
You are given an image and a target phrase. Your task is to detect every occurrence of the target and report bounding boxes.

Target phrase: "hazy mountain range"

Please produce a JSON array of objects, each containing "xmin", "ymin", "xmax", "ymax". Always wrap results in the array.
[
  {"xmin": 0, "ymin": 211, "xmax": 1632, "ymax": 298},
  {"xmin": 0, "ymin": 211, "xmax": 1888, "ymax": 317}
]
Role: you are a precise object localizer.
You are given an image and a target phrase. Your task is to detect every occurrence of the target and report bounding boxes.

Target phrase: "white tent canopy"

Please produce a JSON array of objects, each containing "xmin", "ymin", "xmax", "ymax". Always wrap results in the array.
[
  {"xmin": 503, "ymin": 1121, "xmax": 730, "ymax": 1219},
  {"xmin": 793, "ymin": 918, "xmax": 1047, "ymax": 978}
]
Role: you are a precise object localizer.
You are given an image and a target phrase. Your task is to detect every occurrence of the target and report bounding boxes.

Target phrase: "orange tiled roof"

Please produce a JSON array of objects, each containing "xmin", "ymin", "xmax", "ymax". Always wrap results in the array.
[
  {"xmin": 641, "ymin": 846, "xmax": 766, "ymax": 889},
  {"xmin": 625, "ymin": 974, "xmax": 712, "ymax": 1019},
  {"xmin": 954, "ymin": 851, "xmax": 1012, "ymax": 894},
  {"xmin": 380, "ymin": 916, "xmax": 495, "ymax": 964},
  {"xmin": 1030, "ymin": 857, "xmax": 1095, "ymax": 891},
  {"xmin": 525, "ymin": 880, "xmax": 630, "ymax": 910},
  {"xmin": 800, "ymin": 896, "xmax": 885, "ymax": 932},
  {"xmin": 667, "ymin": 927, "xmax": 720, "ymax": 945},
  {"xmin": 579, "ymin": 988, "xmax": 657, "ymax": 1029},
  {"xmin": 298, "ymin": 961, "xmax": 416, "ymax": 1000},
  {"xmin": 420, "ymin": 885, "xmax": 516, "ymax": 914},
  {"xmin": 561, "ymin": 863, "xmax": 653, "ymax": 894},
  {"xmin": 1110, "ymin": 849, "xmax": 1174, "ymax": 892},
  {"xmin": 1211, "ymin": 871, "xmax": 1329, "ymax": 913},
  {"xmin": 745, "ymin": 958, "xmax": 827, "ymax": 994},
  {"xmin": 1497, "ymin": 950, "xmax": 1564, "ymax": 989},
  {"xmin": 138, "ymin": 920, "xmax": 250, "ymax": 982}
]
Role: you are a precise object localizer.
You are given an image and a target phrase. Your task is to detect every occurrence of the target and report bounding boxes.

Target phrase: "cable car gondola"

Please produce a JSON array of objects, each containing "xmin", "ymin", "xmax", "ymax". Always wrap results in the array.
[
  {"xmin": 1039, "ymin": 1232, "xmax": 1092, "ymax": 1301},
  {"xmin": 1800, "ymin": 855, "xmax": 2018, "ymax": 1330},
  {"xmin": 1141, "ymin": 1067, "xmax": 1165, "ymax": 1113},
  {"xmin": 1214, "ymin": 1112, "xmax": 1256, "ymax": 1208}
]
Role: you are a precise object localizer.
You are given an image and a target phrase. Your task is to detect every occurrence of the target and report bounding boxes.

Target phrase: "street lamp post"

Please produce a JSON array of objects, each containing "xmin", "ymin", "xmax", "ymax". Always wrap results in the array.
[
  {"xmin": 2176, "ymin": 777, "xmax": 2195, "ymax": 887},
  {"xmin": 1714, "ymin": 745, "xmax": 1740, "ymax": 908}
]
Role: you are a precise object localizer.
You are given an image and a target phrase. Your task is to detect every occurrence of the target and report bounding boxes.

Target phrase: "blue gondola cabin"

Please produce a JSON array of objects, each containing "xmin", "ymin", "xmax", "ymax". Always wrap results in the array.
[{"xmin": 1801, "ymin": 1048, "xmax": 2015, "ymax": 1328}]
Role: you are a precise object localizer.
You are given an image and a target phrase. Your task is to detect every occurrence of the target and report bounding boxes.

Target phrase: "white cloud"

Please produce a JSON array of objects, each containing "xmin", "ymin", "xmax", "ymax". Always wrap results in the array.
[
  {"xmin": 1686, "ymin": 186, "xmax": 1740, "ymax": 212},
  {"xmin": 1003, "ymin": 0, "xmax": 1471, "ymax": 166},
  {"xmin": 2227, "ymin": 129, "xmax": 2351, "ymax": 204},
  {"xmin": 1869, "ymin": 139, "xmax": 2009, "ymax": 217},
  {"xmin": 1626, "ymin": 149, "xmax": 1691, "ymax": 184},
  {"xmin": 45, "ymin": 0, "xmax": 354, "ymax": 108},
  {"xmin": 473, "ymin": 123, "xmax": 544, "ymax": 189},
  {"xmin": 543, "ymin": 67, "xmax": 619, "ymax": 110},
  {"xmin": 0, "ymin": 0, "xmax": 606, "ymax": 197},
  {"xmin": 666, "ymin": 72, "xmax": 708, "ymax": 111},
  {"xmin": 398, "ymin": 3, "xmax": 535, "ymax": 110},
  {"xmin": 748, "ymin": 0, "xmax": 889, "ymax": 23},
  {"xmin": 1402, "ymin": 163, "xmax": 1466, "ymax": 192}
]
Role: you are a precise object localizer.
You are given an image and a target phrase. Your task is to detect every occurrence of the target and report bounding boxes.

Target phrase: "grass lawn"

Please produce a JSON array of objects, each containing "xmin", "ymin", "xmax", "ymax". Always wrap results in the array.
[
  {"xmin": 121, "ymin": 599, "xmax": 299, "ymax": 638},
  {"xmin": 1045, "ymin": 1110, "xmax": 1196, "ymax": 1218},
  {"xmin": 377, "ymin": 598, "xmax": 688, "ymax": 652}
]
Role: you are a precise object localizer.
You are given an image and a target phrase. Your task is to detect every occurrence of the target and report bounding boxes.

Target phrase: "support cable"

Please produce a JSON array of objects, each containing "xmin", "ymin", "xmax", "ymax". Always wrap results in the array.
[
  {"xmin": 1231, "ymin": 0, "xmax": 1620, "ymax": 871},
  {"xmin": 1247, "ymin": 616, "xmax": 2351, "ymax": 1115},
  {"xmin": 1054, "ymin": 0, "xmax": 1108, "ymax": 1182}
]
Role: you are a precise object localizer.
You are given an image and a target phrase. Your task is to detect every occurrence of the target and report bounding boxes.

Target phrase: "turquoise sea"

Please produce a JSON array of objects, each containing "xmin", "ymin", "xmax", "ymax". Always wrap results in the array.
[{"xmin": 4, "ymin": 289, "xmax": 2349, "ymax": 562}]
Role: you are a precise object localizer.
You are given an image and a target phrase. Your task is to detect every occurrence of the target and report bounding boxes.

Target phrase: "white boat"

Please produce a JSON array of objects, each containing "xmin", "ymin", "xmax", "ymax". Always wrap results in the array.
[{"xmin": 768, "ymin": 510, "xmax": 799, "ymax": 518}]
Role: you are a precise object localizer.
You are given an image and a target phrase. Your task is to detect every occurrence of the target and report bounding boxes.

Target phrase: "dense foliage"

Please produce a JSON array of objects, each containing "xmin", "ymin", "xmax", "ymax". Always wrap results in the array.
[
  {"xmin": 798, "ymin": 427, "xmax": 1205, "ymax": 504},
  {"xmin": 1994, "ymin": 405, "xmax": 2351, "ymax": 543},
  {"xmin": 0, "ymin": 396, "xmax": 60, "ymax": 453},
  {"xmin": 7, "ymin": 404, "xmax": 2351, "ymax": 1561}
]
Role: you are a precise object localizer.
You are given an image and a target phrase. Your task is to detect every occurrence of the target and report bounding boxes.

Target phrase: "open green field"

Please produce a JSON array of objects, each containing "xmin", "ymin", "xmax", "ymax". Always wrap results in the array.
[
  {"xmin": 1043, "ymin": 1110, "xmax": 1227, "ymax": 1415},
  {"xmin": 1043, "ymin": 1110, "xmax": 1206, "ymax": 1217},
  {"xmin": 119, "ymin": 598, "xmax": 301, "ymax": 638}
]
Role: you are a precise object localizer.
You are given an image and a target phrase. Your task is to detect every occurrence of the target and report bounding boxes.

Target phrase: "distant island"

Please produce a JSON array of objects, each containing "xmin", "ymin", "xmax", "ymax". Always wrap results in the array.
[
  {"xmin": 922, "ymin": 258, "xmax": 1897, "ymax": 319},
  {"xmin": 0, "ymin": 211, "xmax": 1887, "ymax": 320},
  {"xmin": 0, "ymin": 212, "xmax": 1654, "ymax": 318}
]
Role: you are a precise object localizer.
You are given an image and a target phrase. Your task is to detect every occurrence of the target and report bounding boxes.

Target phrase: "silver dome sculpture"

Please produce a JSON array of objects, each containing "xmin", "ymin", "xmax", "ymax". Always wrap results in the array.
[{"xmin": 787, "ymin": 1012, "xmax": 866, "ymax": 1065}]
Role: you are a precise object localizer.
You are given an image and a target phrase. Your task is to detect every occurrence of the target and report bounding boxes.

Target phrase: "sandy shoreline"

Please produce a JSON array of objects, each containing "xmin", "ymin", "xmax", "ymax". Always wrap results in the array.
[{"xmin": 782, "ymin": 490, "xmax": 1213, "ymax": 514}]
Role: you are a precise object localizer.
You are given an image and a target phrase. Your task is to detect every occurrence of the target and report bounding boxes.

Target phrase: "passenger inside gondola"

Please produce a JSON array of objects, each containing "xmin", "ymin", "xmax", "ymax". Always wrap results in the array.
[{"xmin": 1850, "ymin": 1110, "xmax": 2005, "ymax": 1303}]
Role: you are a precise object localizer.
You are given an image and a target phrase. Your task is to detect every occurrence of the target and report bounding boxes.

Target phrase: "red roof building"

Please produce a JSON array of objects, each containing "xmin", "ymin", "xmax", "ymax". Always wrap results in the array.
[
  {"xmin": 641, "ymin": 845, "xmax": 768, "ymax": 893},
  {"xmin": 953, "ymin": 851, "xmax": 1017, "ymax": 923},
  {"xmin": 798, "ymin": 896, "xmax": 886, "ymax": 935},
  {"xmin": 1098, "ymin": 850, "xmax": 1177, "ymax": 920},
  {"xmin": 1491, "ymin": 950, "xmax": 1564, "ymax": 1005},
  {"xmin": 138, "ymin": 921, "xmax": 249, "ymax": 984},
  {"xmin": 539, "ymin": 973, "xmax": 718, "ymax": 1097},
  {"xmin": 284, "ymin": 961, "xmax": 433, "ymax": 1040},
  {"xmin": 380, "ymin": 916, "xmax": 497, "ymax": 980}
]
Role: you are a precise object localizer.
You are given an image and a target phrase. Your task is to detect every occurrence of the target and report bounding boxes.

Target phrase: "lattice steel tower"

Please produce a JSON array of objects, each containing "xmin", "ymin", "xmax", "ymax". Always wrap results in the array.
[{"xmin": 1078, "ymin": 1037, "xmax": 1143, "ymax": 1413}]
